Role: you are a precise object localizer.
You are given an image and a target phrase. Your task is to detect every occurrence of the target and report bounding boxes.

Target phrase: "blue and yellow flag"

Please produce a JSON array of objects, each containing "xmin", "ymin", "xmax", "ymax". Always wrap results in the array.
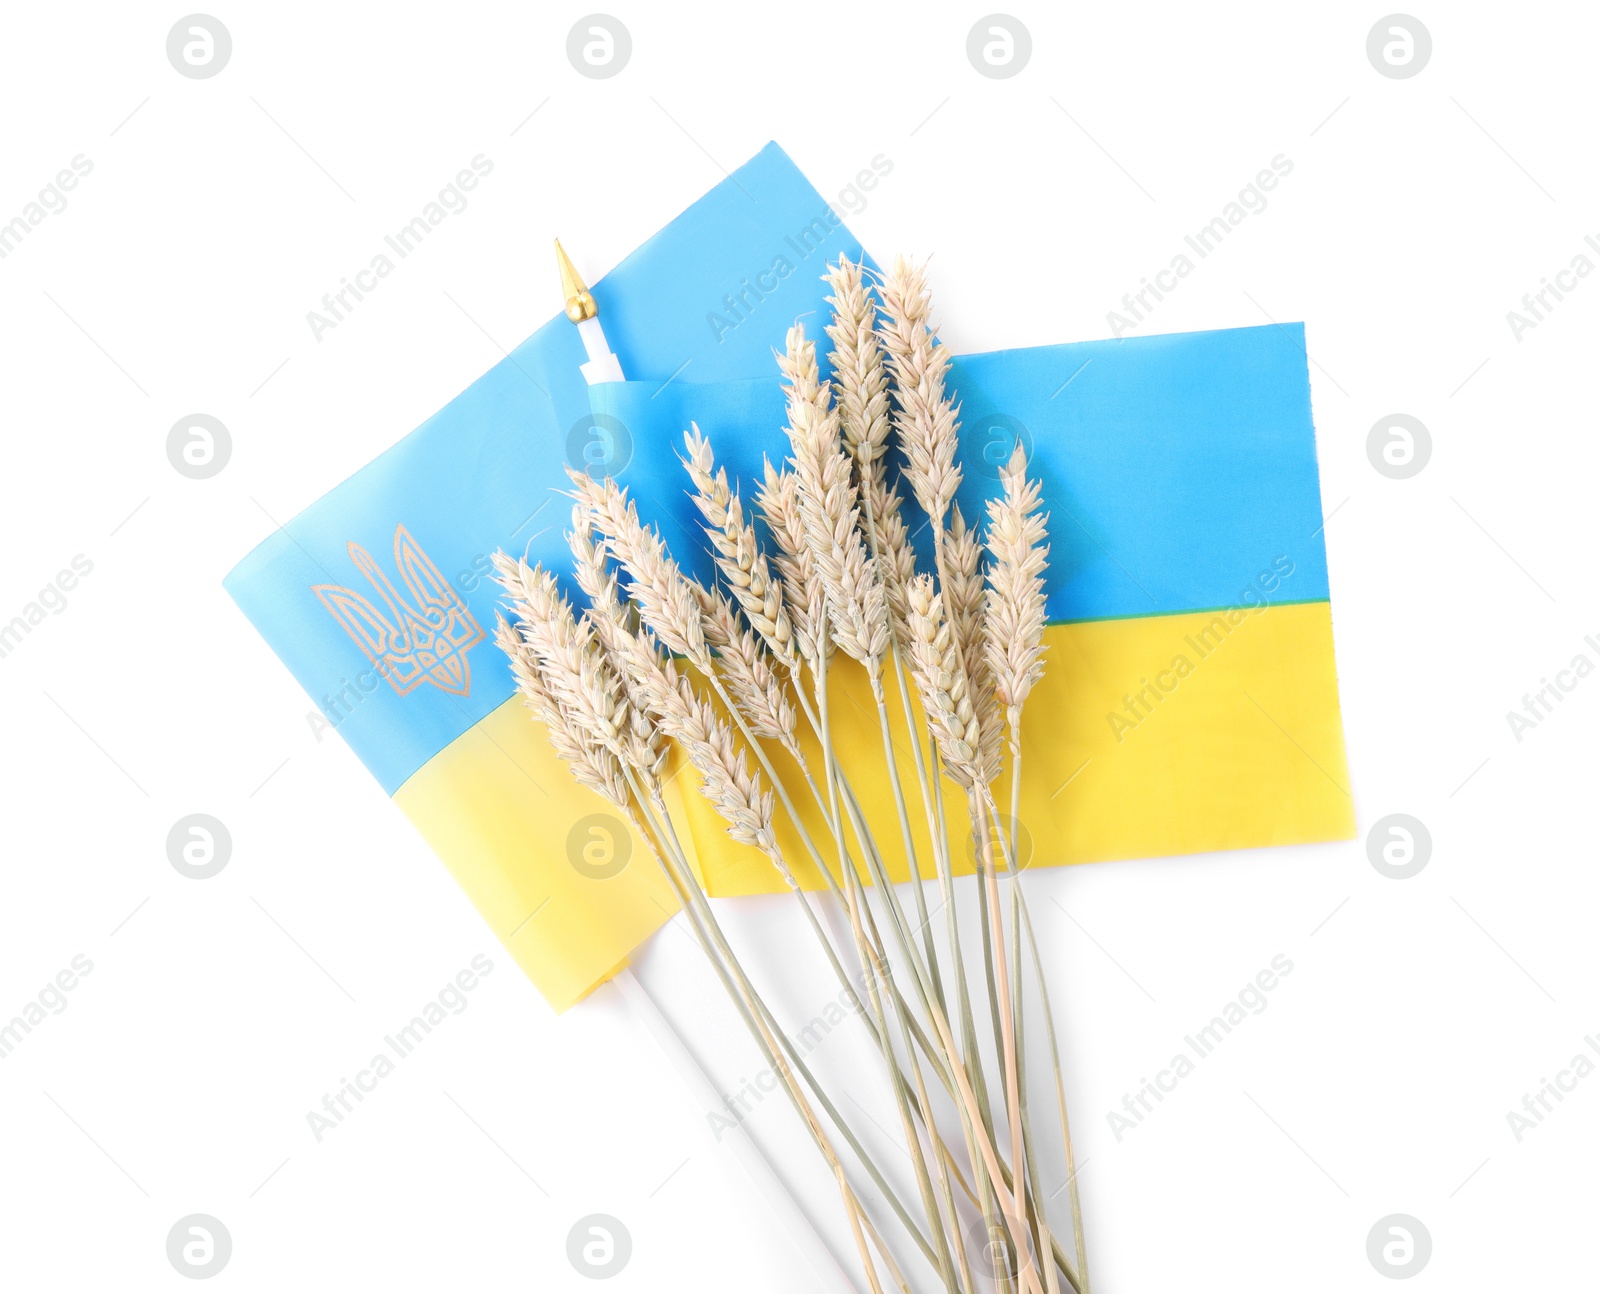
[{"xmin": 226, "ymin": 143, "xmax": 1351, "ymax": 1012}]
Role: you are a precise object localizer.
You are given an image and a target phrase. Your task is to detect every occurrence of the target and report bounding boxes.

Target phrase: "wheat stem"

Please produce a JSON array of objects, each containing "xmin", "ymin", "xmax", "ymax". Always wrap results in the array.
[{"xmin": 1018, "ymin": 894, "xmax": 1088, "ymax": 1294}]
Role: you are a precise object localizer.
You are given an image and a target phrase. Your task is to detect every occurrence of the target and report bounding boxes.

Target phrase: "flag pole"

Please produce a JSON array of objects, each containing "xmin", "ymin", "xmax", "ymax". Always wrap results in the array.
[{"xmin": 612, "ymin": 967, "xmax": 858, "ymax": 1293}]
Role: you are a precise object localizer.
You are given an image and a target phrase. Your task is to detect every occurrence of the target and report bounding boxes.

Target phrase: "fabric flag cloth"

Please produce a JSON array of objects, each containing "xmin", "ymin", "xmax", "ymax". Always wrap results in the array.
[{"xmin": 225, "ymin": 141, "xmax": 1352, "ymax": 1014}]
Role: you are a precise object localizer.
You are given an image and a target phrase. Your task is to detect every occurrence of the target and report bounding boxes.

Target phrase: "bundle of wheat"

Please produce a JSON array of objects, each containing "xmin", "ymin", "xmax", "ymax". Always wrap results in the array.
[{"xmin": 496, "ymin": 256, "xmax": 1085, "ymax": 1294}]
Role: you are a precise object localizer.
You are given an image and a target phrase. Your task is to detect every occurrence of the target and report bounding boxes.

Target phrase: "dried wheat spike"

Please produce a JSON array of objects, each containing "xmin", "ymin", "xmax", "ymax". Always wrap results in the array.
[
  {"xmin": 567, "ymin": 469, "xmax": 710, "ymax": 672},
  {"xmin": 493, "ymin": 612, "xmax": 629, "ymax": 808},
  {"xmin": 676, "ymin": 680, "xmax": 780, "ymax": 857},
  {"xmin": 877, "ymin": 256, "xmax": 962, "ymax": 528},
  {"xmin": 983, "ymin": 444, "xmax": 1050, "ymax": 724},
  {"xmin": 825, "ymin": 257, "xmax": 893, "ymax": 475},
  {"xmin": 699, "ymin": 584, "xmax": 796, "ymax": 742},
  {"xmin": 607, "ymin": 613, "xmax": 782, "ymax": 861},
  {"xmin": 756, "ymin": 456, "xmax": 830, "ymax": 669},
  {"xmin": 904, "ymin": 573, "xmax": 984, "ymax": 788},
  {"xmin": 945, "ymin": 505, "xmax": 1003, "ymax": 783},
  {"xmin": 567, "ymin": 507, "xmax": 667, "ymax": 780},
  {"xmin": 824, "ymin": 257, "xmax": 917, "ymax": 642},
  {"xmin": 492, "ymin": 553, "xmax": 629, "ymax": 755},
  {"xmin": 681, "ymin": 426, "xmax": 798, "ymax": 670},
  {"xmin": 779, "ymin": 323, "xmax": 889, "ymax": 670}
]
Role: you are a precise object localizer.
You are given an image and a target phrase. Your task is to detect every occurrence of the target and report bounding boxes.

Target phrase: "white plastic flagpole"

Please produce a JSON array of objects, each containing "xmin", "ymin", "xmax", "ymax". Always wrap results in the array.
[
  {"xmin": 557, "ymin": 241, "xmax": 858, "ymax": 1294},
  {"xmin": 613, "ymin": 968, "xmax": 858, "ymax": 1293}
]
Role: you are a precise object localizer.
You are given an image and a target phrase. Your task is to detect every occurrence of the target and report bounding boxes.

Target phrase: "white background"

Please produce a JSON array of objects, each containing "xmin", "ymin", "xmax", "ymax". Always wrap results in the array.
[{"xmin": 2, "ymin": 2, "xmax": 1597, "ymax": 1290}]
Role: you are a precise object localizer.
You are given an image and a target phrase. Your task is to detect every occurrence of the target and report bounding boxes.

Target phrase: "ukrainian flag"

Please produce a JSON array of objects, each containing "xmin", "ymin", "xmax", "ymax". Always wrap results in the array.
[{"xmin": 226, "ymin": 144, "xmax": 1350, "ymax": 1013}]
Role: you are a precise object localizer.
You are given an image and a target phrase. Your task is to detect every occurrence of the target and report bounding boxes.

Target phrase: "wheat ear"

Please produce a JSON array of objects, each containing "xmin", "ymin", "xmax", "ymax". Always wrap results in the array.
[
  {"xmin": 756, "ymin": 456, "xmax": 830, "ymax": 670},
  {"xmin": 904, "ymin": 574, "xmax": 985, "ymax": 788},
  {"xmin": 492, "ymin": 612, "xmax": 629, "ymax": 807},
  {"xmin": 699, "ymin": 584, "xmax": 796, "ymax": 743},
  {"xmin": 674, "ymin": 679, "xmax": 780, "ymax": 857},
  {"xmin": 600, "ymin": 611, "xmax": 782, "ymax": 861},
  {"xmin": 824, "ymin": 257, "xmax": 917, "ymax": 642},
  {"xmin": 566, "ymin": 506, "xmax": 668, "ymax": 781},
  {"xmin": 681, "ymin": 425, "xmax": 798, "ymax": 670},
  {"xmin": 566, "ymin": 468, "xmax": 711, "ymax": 671},
  {"xmin": 578, "ymin": 460, "xmax": 849, "ymax": 890},
  {"xmin": 983, "ymin": 444, "xmax": 1049, "ymax": 726},
  {"xmin": 945, "ymin": 504, "xmax": 1004, "ymax": 785},
  {"xmin": 779, "ymin": 322, "xmax": 889, "ymax": 670},
  {"xmin": 492, "ymin": 554, "xmax": 629, "ymax": 757},
  {"xmin": 878, "ymin": 256, "xmax": 962, "ymax": 529}
]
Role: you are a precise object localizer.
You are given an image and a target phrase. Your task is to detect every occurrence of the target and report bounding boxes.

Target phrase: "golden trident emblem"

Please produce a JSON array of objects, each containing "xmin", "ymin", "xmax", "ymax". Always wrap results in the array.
[{"xmin": 312, "ymin": 524, "xmax": 484, "ymax": 697}]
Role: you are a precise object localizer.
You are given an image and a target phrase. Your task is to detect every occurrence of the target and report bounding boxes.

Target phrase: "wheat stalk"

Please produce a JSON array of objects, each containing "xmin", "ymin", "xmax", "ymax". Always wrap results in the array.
[
  {"xmin": 876, "ymin": 264, "xmax": 1035, "ymax": 1262},
  {"xmin": 826, "ymin": 253, "xmax": 951, "ymax": 1021},
  {"xmin": 980, "ymin": 444, "xmax": 1084, "ymax": 1294},
  {"xmin": 682, "ymin": 424, "xmax": 965, "ymax": 1067},
  {"xmin": 544, "ymin": 495, "xmax": 979, "ymax": 1279},
  {"xmin": 512, "ymin": 607, "xmax": 909, "ymax": 1294},
  {"xmin": 780, "ymin": 320, "xmax": 1002, "ymax": 1290}
]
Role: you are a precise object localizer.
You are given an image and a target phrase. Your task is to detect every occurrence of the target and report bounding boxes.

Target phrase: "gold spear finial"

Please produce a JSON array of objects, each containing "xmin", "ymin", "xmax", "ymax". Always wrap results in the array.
[{"xmin": 554, "ymin": 239, "xmax": 597, "ymax": 323}]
